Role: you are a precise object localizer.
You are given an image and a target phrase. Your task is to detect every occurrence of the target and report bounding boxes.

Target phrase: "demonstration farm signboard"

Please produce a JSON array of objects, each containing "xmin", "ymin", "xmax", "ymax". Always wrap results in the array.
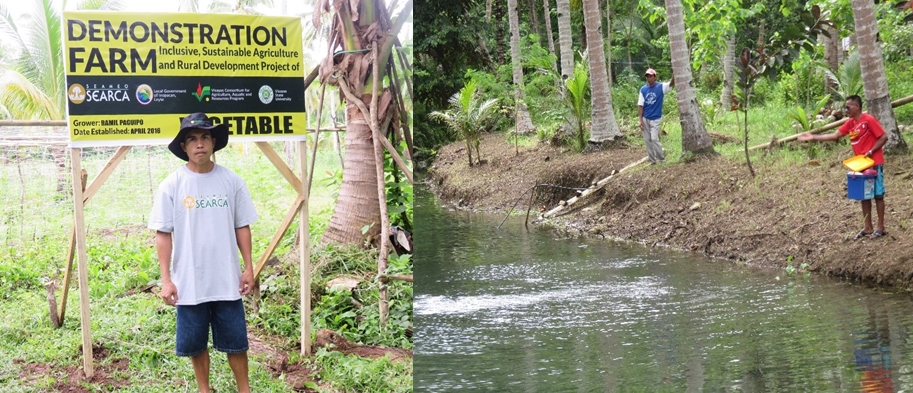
[{"xmin": 63, "ymin": 12, "xmax": 307, "ymax": 147}]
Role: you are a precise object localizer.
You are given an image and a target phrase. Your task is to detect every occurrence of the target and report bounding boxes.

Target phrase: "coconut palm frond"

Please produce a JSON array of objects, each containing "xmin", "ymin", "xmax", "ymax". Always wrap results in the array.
[
  {"xmin": 477, "ymin": 98, "xmax": 498, "ymax": 119},
  {"xmin": 303, "ymin": 9, "xmax": 332, "ymax": 51},
  {"xmin": 431, "ymin": 78, "xmax": 497, "ymax": 166},
  {"xmin": 177, "ymin": 0, "xmax": 201, "ymax": 13},
  {"xmin": 838, "ymin": 50, "xmax": 862, "ymax": 99},
  {"xmin": 0, "ymin": 0, "xmax": 65, "ymax": 120},
  {"xmin": 243, "ymin": 0, "xmax": 273, "ymax": 9},
  {"xmin": 32, "ymin": 0, "xmax": 66, "ymax": 117},
  {"xmin": 445, "ymin": 91, "xmax": 463, "ymax": 114},
  {"xmin": 785, "ymin": 105, "xmax": 810, "ymax": 131},
  {"xmin": 429, "ymin": 110, "xmax": 460, "ymax": 139},
  {"xmin": 820, "ymin": 51, "xmax": 862, "ymax": 103},
  {"xmin": 77, "ymin": 0, "xmax": 105, "ymax": 10},
  {"xmin": 208, "ymin": 0, "xmax": 235, "ymax": 13},
  {"xmin": 33, "ymin": 0, "xmax": 64, "ymax": 118},
  {"xmin": 0, "ymin": 3, "xmax": 29, "ymax": 58},
  {"xmin": 100, "ymin": 1, "xmax": 130, "ymax": 11},
  {"xmin": 457, "ymin": 80, "xmax": 477, "ymax": 114},
  {"xmin": 564, "ymin": 61, "xmax": 590, "ymax": 120},
  {"xmin": 0, "ymin": 69, "xmax": 58, "ymax": 119}
]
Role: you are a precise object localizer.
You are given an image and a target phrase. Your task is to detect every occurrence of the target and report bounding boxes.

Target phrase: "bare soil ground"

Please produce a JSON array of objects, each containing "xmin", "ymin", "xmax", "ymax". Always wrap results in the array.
[
  {"xmin": 15, "ymin": 343, "xmax": 131, "ymax": 392},
  {"xmin": 428, "ymin": 133, "xmax": 913, "ymax": 289},
  {"xmin": 12, "ymin": 327, "xmax": 404, "ymax": 392}
]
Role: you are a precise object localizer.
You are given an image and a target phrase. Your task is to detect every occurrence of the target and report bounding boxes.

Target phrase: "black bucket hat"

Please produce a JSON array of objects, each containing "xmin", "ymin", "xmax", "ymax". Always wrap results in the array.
[{"xmin": 168, "ymin": 112, "xmax": 229, "ymax": 161}]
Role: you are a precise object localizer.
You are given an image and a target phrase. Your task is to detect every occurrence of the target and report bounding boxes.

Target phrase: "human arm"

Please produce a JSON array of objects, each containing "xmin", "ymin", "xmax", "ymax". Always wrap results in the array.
[
  {"xmin": 865, "ymin": 133, "xmax": 888, "ymax": 157},
  {"xmin": 637, "ymin": 87, "xmax": 646, "ymax": 127},
  {"xmin": 797, "ymin": 131, "xmax": 843, "ymax": 142},
  {"xmin": 669, "ymin": 76, "xmax": 675, "ymax": 88},
  {"xmin": 155, "ymin": 231, "xmax": 177, "ymax": 306},
  {"xmin": 236, "ymin": 225, "xmax": 254, "ymax": 295},
  {"xmin": 638, "ymin": 105, "xmax": 645, "ymax": 128}
]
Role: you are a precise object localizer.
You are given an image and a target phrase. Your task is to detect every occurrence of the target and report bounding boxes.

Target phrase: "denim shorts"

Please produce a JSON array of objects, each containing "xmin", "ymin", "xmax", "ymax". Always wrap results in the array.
[
  {"xmin": 175, "ymin": 299, "xmax": 249, "ymax": 356},
  {"xmin": 873, "ymin": 164, "xmax": 886, "ymax": 199}
]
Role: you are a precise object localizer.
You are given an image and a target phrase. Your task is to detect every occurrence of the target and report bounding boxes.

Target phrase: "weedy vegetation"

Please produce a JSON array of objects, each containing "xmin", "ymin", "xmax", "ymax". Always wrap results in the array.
[{"xmin": 0, "ymin": 141, "xmax": 412, "ymax": 392}]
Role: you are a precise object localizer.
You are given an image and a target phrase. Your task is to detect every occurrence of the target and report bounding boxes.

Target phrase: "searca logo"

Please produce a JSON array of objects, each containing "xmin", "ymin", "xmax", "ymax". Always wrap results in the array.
[
  {"xmin": 183, "ymin": 194, "xmax": 230, "ymax": 209},
  {"xmin": 68, "ymin": 84, "xmax": 86, "ymax": 104},
  {"xmin": 67, "ymin": 83, "xmax": 132, "ymax": 104}
]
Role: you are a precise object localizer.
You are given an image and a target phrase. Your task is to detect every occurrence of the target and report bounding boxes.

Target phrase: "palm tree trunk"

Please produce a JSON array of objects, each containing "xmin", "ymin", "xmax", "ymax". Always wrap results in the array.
[
  {"xmin": 557, "ymin": 0, "xmax": 574, "ymax": 81},
  {"xmin": 626, "ymin": 18, "xmax": 634, "ymax": 72},
  {"xmin": 603, "ymin": 1, "xmax": 612, "ymax": 86},
  {"xmin": 851, "ymin": 0, "xmax": 907, "ymax": 153},
  {"xmin": 580, "ymin": 19, "xmax": 588, "ymax": 51},
  {"xmin": 322, "ymin": 99, "xmax": 382, "ymax": 244},
  {"xmin": 583, "ymin": 0, "xmax": 622, "ymax": 144},
  {"xmin": 527, "ymin": 0, "xmax": 542, "ymax": 42},
  {"xmin": 509, "ymin": 0, "xmax": 537, "ymax": 133},
  {"xmin": 494, "ymin": 0, "xmax": 506, "ymax": 64},
  {"xmin": 721, "ymin": 33, "xmax": 735, "ymax": 111},
  {"xmin": 543, "ymin": 0, "xmax": 558, "ymax": 76},
  {"xmin": 321, "ymin": 0, "xmax": 412, "ymax": 245},
  {"xmin": 823, "ymin": 24, "xmax": 839, "ymax": 97},
  {"xmin": 665, "ymin": 0, "xmax": 716, "ymax": 156}
]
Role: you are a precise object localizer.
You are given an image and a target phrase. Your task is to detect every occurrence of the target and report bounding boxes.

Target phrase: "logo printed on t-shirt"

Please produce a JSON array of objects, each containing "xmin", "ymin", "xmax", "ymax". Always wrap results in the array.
[
  {"xmin": 184, "ymin": 194, "xmax": 231, "ymax": 209},
  {"xmin": 849, "ymin": 123, "xmax": 869, "ymax": 141},
  {"xmin": 645, "ymin": 92, "xmax": 658, "ymax": 106}
]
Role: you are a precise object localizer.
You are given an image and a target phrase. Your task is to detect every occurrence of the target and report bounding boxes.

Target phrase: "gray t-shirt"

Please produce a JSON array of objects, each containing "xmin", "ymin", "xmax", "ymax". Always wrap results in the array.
[{"xmin": 148, "ymin": 164, "xmax": 258, "ymax": 305}]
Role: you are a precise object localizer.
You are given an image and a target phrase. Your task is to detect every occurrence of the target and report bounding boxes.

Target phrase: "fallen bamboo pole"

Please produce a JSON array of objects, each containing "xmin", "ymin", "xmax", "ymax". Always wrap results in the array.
[
  {"xmin": 543, "ymin": 156, "xmax": 650, "ymax": 218},
  {"xmin": 371, "ymin": 45, "xmax": 391, "ymax": 327},
  {"xmin": 749, "ymin": 93, "xmax": 913, "ymax": 151},
  {"xmin": 379, "ymin": 274, "xmax": 413, "ymax": 283}
]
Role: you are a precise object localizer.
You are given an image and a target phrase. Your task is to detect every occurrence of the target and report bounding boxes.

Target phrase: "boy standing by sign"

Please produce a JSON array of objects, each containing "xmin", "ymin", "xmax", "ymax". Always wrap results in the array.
[
  {"xmin": 149, "ymin": 112, "xmax": 259, "ymax": 393},
  {"xmin": 798, "ymin": 95, "xmax": 888, "ymax": 240}
]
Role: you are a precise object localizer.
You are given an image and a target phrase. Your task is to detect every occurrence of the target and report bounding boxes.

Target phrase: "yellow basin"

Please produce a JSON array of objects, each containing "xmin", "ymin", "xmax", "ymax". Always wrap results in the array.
[{"xmin": 843, "ymin": 155, "xmax": 874, "ymax": 172}]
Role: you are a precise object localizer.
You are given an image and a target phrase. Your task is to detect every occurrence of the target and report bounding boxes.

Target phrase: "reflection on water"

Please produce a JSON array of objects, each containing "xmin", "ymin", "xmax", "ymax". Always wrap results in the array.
[
  {"xmin": 853, "ymin": 302, "xmax": 894, "ymax": 393},
  {"xmin": 415, "ymin": 184, "xmax": 913, "ymax": 392}
]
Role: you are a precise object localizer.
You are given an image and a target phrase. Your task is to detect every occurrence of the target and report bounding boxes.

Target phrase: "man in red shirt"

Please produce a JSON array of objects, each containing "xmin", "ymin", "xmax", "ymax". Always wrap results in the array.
[{"xmin": 798, "ymin": 95, "xmax": 888, "ymax": 240}]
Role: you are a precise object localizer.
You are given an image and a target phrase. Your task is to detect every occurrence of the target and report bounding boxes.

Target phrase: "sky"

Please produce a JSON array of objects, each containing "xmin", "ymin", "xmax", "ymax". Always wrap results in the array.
[
  {"xmin": 6, "ymin": 0, "xmax": 410, "ymax": 37},
  {"xmin": 6, "ymin": 0, "xmax": 412, "ymax": 69}
]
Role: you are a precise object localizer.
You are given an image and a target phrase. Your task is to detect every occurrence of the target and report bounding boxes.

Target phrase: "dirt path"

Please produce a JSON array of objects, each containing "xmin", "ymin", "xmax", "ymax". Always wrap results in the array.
[{"xmin": 428, "ymin": 133, "xmax": 913, "ymax": 289}]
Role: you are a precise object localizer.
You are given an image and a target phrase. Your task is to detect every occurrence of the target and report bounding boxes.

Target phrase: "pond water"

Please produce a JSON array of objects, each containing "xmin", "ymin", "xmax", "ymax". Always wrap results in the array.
[{"xmin": 414, "ymin": 184, "xmax": 913, "ymax": 392}]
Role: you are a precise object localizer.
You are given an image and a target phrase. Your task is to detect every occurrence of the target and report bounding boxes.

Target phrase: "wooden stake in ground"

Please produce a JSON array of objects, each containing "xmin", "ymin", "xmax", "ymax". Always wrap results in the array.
[
  {"xmin": 59, "ymin": 147, "xmax": 131, "ymax": 326},
  {"xmin": 250, "ymin": 141, "xmax": 313, "ymax": 355},
  {"xmin": 55, "ymin": 169, "xmax": 86, "ymax": 328},
  {"xmin": 298, "ymin": 140, "xmax": 312, "ymax": 355},
  {"xmin": 69, "ymin": 147, "xmax": 94, "ymax": 378}
]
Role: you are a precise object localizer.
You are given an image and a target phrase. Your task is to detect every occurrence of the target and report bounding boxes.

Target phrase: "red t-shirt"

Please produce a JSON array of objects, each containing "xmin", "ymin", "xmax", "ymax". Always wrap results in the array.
[{"xmin": 838, "ymin": 113, "xmax": 885, "ymax": 165}]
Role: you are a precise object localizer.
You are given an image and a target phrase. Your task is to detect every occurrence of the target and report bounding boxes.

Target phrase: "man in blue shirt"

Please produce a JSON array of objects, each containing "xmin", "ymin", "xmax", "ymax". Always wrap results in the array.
[{"xmin": 637, "ymin": 68, "xmax": 675, "ymax": 164}]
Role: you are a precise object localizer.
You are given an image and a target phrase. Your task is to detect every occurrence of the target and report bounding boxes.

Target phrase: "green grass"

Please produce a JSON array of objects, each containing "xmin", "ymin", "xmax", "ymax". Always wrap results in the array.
[
  {"xmin": 623, "ymin": 103, "xmax": 863, "ymax": 170},
  {"xmin": 311, "ymin": 348, "xmax": 413, "ymax": 393},
  {"xmin": 0, "ymin": 141, "xmax": 412, "ymax": 392}
]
